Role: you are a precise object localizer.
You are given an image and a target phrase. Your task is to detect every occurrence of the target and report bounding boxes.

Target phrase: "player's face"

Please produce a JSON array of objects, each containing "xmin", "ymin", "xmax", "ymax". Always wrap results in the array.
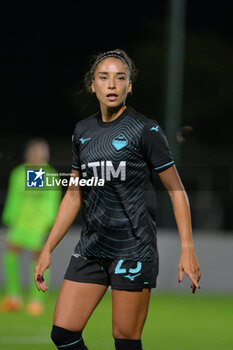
[
  {"xmin": 92, "ymin": 57, "xmax": 132, "ymax": 109},
  {"xmin": 24, "ymin": 144, "xmax": 49, "ymax": 165}
]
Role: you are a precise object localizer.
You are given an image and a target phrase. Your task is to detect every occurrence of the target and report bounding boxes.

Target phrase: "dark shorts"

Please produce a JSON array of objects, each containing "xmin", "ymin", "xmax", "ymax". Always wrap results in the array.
[{"xmin": 64, "ymin": 253, "xmax": 159, "ymax": 291}]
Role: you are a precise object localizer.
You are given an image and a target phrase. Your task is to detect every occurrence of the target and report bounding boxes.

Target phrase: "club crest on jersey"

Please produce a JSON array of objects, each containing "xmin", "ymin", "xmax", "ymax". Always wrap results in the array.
[{"xmin": 112, "ymin": 134, "xmax": 128, "ymax": 151}]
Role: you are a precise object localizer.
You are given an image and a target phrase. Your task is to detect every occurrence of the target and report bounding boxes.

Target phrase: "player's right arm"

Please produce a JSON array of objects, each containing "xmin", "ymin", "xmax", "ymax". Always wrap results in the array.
[{"xmin": 34, "ymin": 169, "xmax": 82, "ymax": 292}]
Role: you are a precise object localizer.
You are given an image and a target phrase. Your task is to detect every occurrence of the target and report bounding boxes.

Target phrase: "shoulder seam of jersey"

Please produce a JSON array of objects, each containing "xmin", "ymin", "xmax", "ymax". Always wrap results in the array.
[
  {"xmin": 127, "ymin": 107, "xmax": 159, "ymax": 126},
  {"xmin": 74, "ymin": 112, "xmax": 99, "ymax": 130}
]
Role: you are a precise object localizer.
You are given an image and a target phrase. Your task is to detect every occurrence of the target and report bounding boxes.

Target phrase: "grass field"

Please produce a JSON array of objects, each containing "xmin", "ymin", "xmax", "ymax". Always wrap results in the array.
[{"xmin": 0, "ymin": 290, "xmax": 233, "ymax": 350}]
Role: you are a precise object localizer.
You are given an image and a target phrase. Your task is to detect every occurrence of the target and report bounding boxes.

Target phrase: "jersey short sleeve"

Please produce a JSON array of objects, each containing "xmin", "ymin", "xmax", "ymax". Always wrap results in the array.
[
  {"xmin": 72, "ymin": 125, "xmax": 81, "ymax": 170},
  {"xmin": 141, "ymin": 120, "xmax": 174, "ymax": 172}
]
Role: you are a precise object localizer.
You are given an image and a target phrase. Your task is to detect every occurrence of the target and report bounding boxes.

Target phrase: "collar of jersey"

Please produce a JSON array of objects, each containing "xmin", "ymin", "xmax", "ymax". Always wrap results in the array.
[{"xmin": 97, "ymin": 106, "xmax": 130, "ymax": 128}]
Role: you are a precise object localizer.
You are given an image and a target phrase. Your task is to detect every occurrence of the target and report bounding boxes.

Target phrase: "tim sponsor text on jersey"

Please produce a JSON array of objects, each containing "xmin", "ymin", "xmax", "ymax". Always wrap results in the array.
[
  {"xmin": 46, "ymin": 160, "xmax": 126, "ymax": 187},
  {"xmin": 80, "ymin": 160, "xmax": 126, "ymax": 181}
]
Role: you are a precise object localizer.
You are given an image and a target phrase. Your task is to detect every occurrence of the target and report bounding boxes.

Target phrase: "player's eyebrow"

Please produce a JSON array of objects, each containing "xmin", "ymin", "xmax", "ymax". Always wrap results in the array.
[{"xmin": 97, "ymin": 72, "xmax": 127, "ymax": 75}]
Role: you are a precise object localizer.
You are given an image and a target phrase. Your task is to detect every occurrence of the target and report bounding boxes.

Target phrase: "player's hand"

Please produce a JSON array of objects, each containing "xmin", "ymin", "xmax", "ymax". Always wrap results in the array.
[
  {"xmin": 178, "ymin": 248, "xmax": 201, "ymax": 293},
  {"xmin": 34, "ymin": 249, "xmax": 51, "ymax": 293}
]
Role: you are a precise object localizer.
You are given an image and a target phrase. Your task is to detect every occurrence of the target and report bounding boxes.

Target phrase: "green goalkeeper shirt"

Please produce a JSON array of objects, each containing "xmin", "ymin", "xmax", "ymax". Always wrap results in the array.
[{"xmin": 2, "ymin": 164, "xmax": 61, "ymax": 234}]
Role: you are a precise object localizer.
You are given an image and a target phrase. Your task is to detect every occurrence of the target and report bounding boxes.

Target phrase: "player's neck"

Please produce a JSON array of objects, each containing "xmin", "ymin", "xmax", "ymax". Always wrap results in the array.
[{"xmin": 100, "ymin": 104, "xmax": 127, "ymax": 123}]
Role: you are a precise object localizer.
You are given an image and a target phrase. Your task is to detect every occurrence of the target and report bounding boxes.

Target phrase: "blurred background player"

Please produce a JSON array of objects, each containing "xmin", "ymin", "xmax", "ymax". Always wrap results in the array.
[{"xmin": 1, "ymin": 138, "xmax": 61, "ymax": 315}]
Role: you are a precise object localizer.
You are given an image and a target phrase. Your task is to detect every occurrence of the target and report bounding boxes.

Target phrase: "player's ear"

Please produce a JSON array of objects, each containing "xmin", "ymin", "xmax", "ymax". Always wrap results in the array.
[
  {"xmin": 91, "ymin": 80, "xmax": 96, "ymax": 93},
  {"xmin": 128, "ymin": 80, "xmax": 132, "ymax": 94}
]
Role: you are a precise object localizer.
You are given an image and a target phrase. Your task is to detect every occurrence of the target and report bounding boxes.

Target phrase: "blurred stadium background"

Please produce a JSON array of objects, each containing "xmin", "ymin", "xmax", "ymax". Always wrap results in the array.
[{"xmin": 0, "ymin": 1, "xmax": 232, "ymax": 349}]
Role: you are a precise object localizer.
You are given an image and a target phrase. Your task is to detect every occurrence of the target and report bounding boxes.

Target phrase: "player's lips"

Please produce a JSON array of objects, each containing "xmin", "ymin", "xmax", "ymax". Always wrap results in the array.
[{"xmin": 106, "ymin": 93, "xmax": 118, "ymax": 101}]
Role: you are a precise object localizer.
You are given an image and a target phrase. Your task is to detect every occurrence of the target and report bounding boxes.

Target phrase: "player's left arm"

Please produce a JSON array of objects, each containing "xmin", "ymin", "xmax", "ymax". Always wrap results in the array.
[{"xmin": 158, "ymin": 165, "xmax": 201, "ymax": 293}]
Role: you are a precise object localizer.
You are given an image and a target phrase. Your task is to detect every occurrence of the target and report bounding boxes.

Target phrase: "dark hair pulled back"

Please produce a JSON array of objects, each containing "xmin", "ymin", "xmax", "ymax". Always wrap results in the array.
[{"xmin": 84, "ymin": 49, "xmax": 137, "ymax": 93}]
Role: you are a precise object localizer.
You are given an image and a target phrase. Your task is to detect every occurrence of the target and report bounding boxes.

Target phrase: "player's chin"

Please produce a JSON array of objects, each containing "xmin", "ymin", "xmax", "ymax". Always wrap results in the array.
[
  {"xmin": 104, "ymin": 100, "xmax": 126, "ymax": 110},
  {"xmin": 105, "ymin": 99, "xmax": 119, "ymax": 105}
]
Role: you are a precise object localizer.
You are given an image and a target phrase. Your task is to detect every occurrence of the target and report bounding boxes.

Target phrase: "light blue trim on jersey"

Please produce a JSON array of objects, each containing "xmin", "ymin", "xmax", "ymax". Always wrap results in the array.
[
  {"xmin": 79, "ymin": 137, "xmax": 91, "ymax": 144},
  {"xmin": 150, "ymin": 125, "xmax": 159, "ymax": 132},
  {"xmin": 58, "ymin": 338, "xmax": 82, "ymax": 348},
  {"xmin": 154, "ymin": 160, "xmax": 174, "ymax": 171},
  {"xmin": 72, "ymin": 164, "xmax": 80, "ymax": 169}
]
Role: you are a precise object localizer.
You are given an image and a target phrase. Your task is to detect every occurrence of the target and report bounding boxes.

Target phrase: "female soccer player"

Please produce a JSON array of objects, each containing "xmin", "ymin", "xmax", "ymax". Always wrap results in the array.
[
  {"xmin": 1, "ymin": 139, "xmax": 60, "ymax": 315},
  {"xmin": 35, "ymin": 49, "xmax": 201, "ymax": 350}
]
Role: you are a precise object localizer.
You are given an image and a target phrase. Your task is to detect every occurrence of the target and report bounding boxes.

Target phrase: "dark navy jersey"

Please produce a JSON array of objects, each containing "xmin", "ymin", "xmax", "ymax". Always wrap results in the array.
[{"xmin": 72, "ymin": 106, "xmax": 174, "ymax": 261}]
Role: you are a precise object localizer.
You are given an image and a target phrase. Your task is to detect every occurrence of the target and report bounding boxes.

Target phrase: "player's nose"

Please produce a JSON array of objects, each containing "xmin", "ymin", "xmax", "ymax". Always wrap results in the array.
[{"xmin": 108, "ymin": 77, "xmax": 116, "ymax": 89}]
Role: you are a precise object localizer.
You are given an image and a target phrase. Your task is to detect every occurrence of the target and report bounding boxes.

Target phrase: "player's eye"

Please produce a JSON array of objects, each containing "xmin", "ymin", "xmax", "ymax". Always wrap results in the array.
[
  {"xmin": 100, "ymin": 76, "xmax": 107, "ymax": 80},
  {"xmin": 118, "ymin": 76, "xmax": 125, "ymax": 80}
]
